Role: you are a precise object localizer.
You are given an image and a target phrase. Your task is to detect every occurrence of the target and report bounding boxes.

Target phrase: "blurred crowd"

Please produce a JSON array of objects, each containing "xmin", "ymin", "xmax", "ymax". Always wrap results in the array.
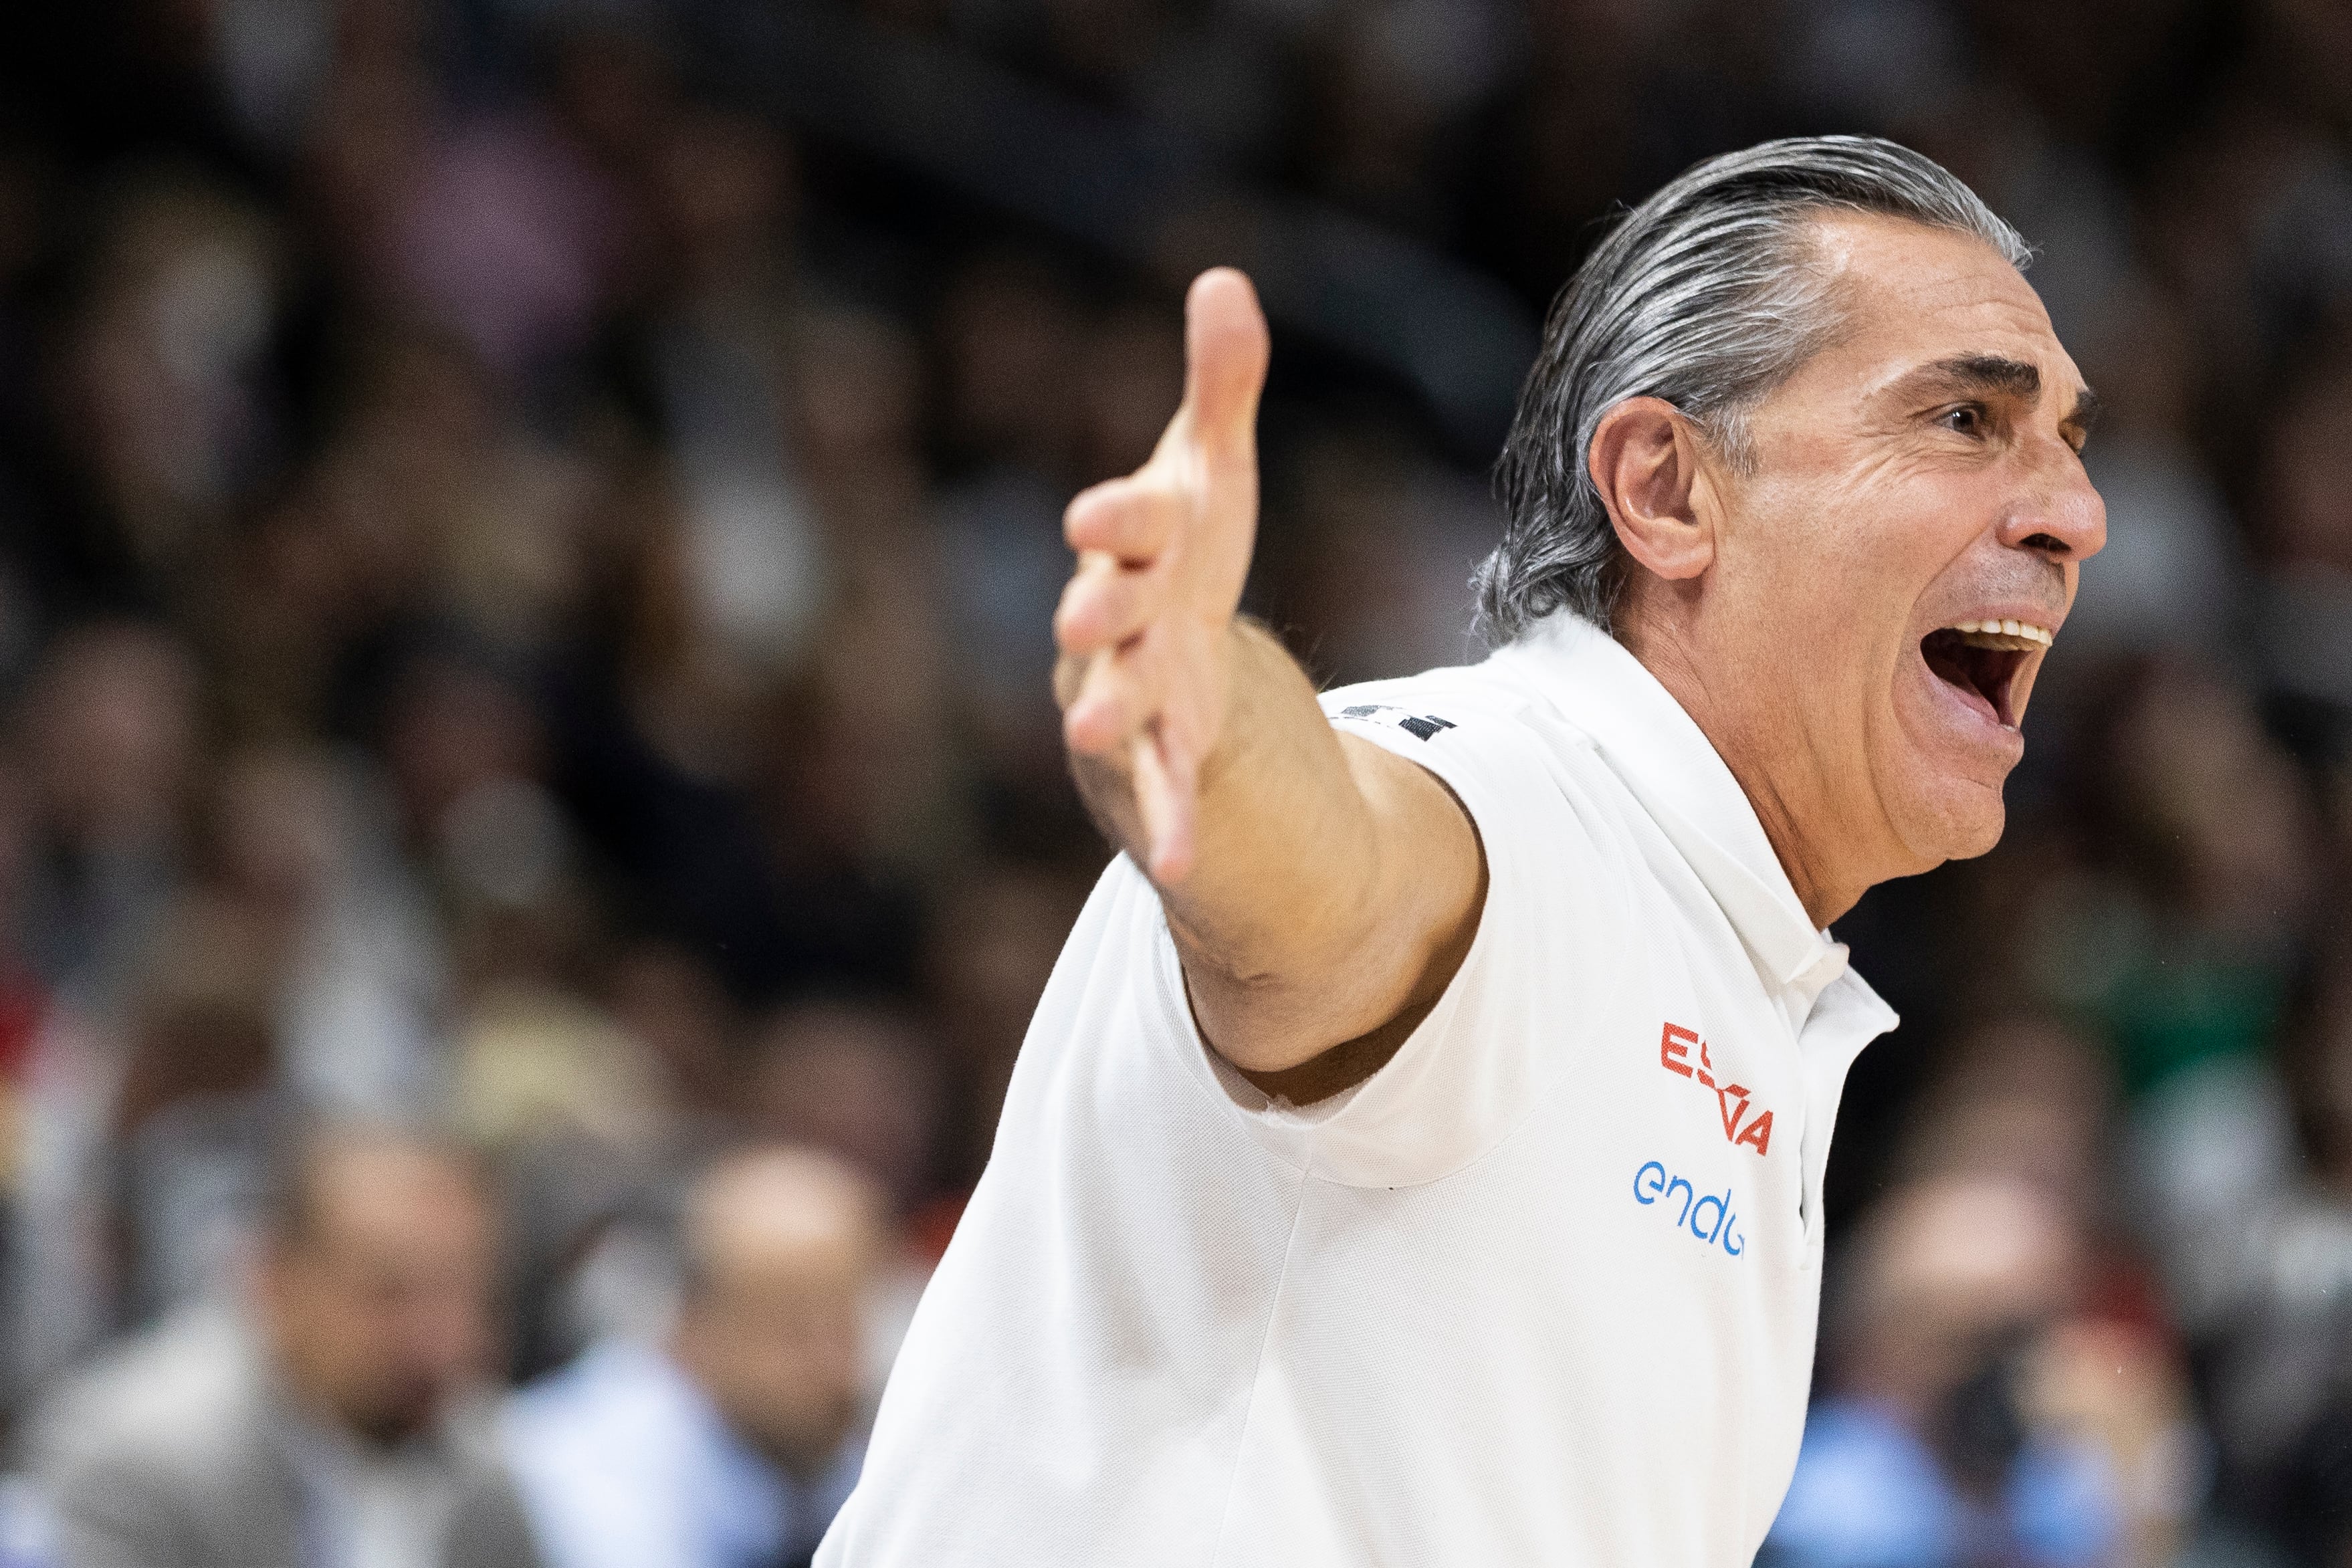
[{"xmin": 0, "ymin": 0, "xmax": 2343, "ymax": 1564}]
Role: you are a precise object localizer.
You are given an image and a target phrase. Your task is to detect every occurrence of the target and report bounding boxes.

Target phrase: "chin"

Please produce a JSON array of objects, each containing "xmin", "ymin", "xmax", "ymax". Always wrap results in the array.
[
  {"xmin": 1942, "ymin": 802, "xmax": 2007, "ymax": 861},
  {"xmin": 1890, "ymin": 770, "xmax": 2010, "ymax": 871}
]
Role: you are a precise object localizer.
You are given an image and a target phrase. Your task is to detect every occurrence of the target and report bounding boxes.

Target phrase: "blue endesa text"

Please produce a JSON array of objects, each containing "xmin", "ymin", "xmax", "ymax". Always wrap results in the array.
[{"xmin": 1633, "ymin": 1160, "xmax": 1745, "ymax": 1257}]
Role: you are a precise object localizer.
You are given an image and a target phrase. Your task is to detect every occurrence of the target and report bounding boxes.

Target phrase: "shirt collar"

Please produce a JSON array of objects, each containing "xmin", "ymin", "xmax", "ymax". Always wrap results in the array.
[{"xmin": 1491, "ymin": 612, "xmax": 1865, "ymax": 1020}]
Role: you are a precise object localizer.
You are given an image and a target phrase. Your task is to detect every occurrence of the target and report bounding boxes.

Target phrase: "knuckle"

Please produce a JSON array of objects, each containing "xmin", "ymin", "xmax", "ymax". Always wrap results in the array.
[
  {"xmin": 1063, "ymin": 484, "xmax": 1115, "ymax": 540},
  {"xmin": 1051, "ymin": 654, "xmax": 1087, "ymax": 707},
  {"xmin": 1065, "ymin": 703, "xmax": 1126, "ymax": 758},
  {"xmin": 1051, "ymin": 588, "xmax": 1089, "ymax": 645},
  {"xmin": 1087, "ymin": 663, "xmax": 1147, "ymax": 725},
  {"xmin": 1089, "ymin": 576, "xmax": 1136, "ymax": 627},
  {"xmin": 1124, "ymin": 479, "xmax": 1179, "ymax": 528}
]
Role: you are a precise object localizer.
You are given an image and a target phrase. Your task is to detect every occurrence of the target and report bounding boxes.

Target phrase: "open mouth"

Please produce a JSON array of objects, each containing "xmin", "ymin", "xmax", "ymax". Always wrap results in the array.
[{"xmin": 1919, "ymin": 619, "xmax": 2051, "ymax": 729}]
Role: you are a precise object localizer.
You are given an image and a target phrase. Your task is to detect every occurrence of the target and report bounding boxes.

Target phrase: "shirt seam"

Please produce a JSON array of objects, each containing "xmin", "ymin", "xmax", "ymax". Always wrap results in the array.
[{"xmin": 1204, "ymin": 1153, "xmax": 1313, "ymax": 1567}]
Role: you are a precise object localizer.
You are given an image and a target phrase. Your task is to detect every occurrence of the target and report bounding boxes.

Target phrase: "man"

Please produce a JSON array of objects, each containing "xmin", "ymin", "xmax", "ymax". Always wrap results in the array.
[
  {"xmin": 502, "ymin": 1148, "xmax": 885, "ymax": 1568},
  {"xmin": 821, "ymin": 136, "xmax": 2105, "ymax": 1563},
  {"xmin": 1763, "ymin": 1176, "xmax": 2123, "ymax": 1567},
  {"xmin": 36, "ymin": 1122, "xmax": 537, "ymax": 1568},
  {"xmin": 746, "ymin": 1000, "xmax": 946, "ymax": 1216}
]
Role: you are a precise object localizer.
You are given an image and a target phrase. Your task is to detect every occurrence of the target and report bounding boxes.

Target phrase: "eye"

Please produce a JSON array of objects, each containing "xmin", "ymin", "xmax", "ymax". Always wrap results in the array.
[{"xmin": 1936, "ymin": 403, "xmax": 1988, "ymax": 437}]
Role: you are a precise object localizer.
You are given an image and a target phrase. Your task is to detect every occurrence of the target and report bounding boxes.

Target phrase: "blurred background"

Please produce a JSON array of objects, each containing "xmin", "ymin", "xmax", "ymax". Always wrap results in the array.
[{"xmin": 0, "ymin": 0, "xmax": 2343, "ymax": 1563}]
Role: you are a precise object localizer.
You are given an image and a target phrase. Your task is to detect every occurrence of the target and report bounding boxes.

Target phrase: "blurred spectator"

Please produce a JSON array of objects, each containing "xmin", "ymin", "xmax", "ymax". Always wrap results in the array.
[
  {"xmin": 204, "ymin": 745, "xmax": 445, "ymax": 1121},
  {"xmin": 1890, "ymin": 1016, "xmax": 2119, "ymax": 1240},
  {"xmin": 1261, "ymin": 423, "xmax": 1489, "ymax": 685},
  {"xmin": 2018, "ymin": 661, "xmax": 2320, "ymax": 1099},
  {"xmin": 15, "ymin": 623, "xmax": 199, "ymax": 1012},
  {"xmin": 1879, "ymin": 1020, "xmax": 2220, "ymax": 1565},
  {"xmin": 12, "ymin": 887, "xmax": 283, "ymax": 1403},
  {"xmin": 2250, "ymin": 346, "xmax": 2352, "ymax": 746},
  {"xmin": 2127, "ymin": 939, "xmax": 2352, "ymax": 1558},
  {"xmin": 922, "ymin": 860, "xmax": 1095, "ymax": 1198},
  {"xmin": 109, "ymin": 891, "xmax": 286, "ymax": 1326},
  {"xmin": 1764, "ymin": 1175, "xmax": 2130, "ymax": 1568},
  {"xmin": 2056, "ymin": 280, "xmax": 2241, "ymax": 687},
  {"xmin": 600, "ymin": 940, "xmax": 742, "ymax": 1128},
  {"xmin": 502, "ymin": 1147, "xmax": 887, "ymax": 1568},
  {"xmin": 746, "ymin": 999, "xmax": 944, "ymax": 1218},
  {"xmin": 29, "ymin": 1120, "xmax": 534, "ymax": 1568},
  {"xmin": 53, "ymin": 169, "xmax": 282, "ymax": 600},
  {"xmin": 451, "ymin": 964, "xmax": 683, "ymax": 1377}
]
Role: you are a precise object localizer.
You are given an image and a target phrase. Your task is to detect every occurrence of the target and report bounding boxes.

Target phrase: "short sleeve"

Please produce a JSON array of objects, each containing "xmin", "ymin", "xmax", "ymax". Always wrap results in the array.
[{"xmin": 1150, "ymin": 671, "xmax": 1635, "ymax": 1189}]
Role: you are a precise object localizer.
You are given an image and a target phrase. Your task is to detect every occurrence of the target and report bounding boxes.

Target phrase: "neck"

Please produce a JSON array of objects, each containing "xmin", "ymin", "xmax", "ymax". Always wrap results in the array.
[
  {"xmin": 1614, "ymin": 612, "xmax": 1867, "ymax": 928},
  {"xmin": 670, "ymin": 1325, "xmax": 842, "ymax": 1486}
]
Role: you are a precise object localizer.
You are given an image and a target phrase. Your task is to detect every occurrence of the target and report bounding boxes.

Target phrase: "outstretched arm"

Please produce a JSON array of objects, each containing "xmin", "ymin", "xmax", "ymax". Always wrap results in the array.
[{"xmin": 1053, "ymin": 270, "xmax": 1484, "ymax": 1092}]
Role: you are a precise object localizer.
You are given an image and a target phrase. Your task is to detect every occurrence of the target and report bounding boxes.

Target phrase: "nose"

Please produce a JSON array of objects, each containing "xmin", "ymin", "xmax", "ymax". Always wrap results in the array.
[{"xmin": 1998, "ymin": 442, "xmax": 2107, "ymax": 563}]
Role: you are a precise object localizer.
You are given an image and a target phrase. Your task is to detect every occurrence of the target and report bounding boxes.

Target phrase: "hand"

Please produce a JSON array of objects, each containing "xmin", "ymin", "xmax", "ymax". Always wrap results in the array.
[{"xmin": 1054, "ymin": 268, "xmax": 1270, "ymax": 884}]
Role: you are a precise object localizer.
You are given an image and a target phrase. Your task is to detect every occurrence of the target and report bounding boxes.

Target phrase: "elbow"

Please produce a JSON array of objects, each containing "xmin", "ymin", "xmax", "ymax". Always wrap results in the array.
[
  {"xmin": 1170, "ymin": 929, "xmax": 1394, "ymax": 1079},
  {"xmin": 1170, "ymin": 948, "xmax": 1335, "ymax": 1077}
]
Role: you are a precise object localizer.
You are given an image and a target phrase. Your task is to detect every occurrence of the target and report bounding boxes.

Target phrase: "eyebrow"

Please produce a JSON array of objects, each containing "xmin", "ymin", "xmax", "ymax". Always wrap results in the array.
[
  {"xmin": 1893, "ymin": 353, "xmax": 2101, "ymax": 433},
  {"xmin": 2063, "ymin": 384, "xmax": 2103, "ymax": 435}
]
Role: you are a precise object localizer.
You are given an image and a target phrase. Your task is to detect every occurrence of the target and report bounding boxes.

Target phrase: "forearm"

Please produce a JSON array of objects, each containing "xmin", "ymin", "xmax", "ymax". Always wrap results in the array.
[
  {"xmin": 1071, "ymin": 618, "xmax": 1365, "ymax": 953},
  {"xmin": 1067, "ymin": 619, "xmax": 1475, "ymax": 1069}
]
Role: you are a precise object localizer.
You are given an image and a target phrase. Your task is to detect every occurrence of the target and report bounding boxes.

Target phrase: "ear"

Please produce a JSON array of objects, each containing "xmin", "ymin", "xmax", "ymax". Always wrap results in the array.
[{"xmin": 1588, "ymin": 397, "xmax": 1717, "ymax": 582}]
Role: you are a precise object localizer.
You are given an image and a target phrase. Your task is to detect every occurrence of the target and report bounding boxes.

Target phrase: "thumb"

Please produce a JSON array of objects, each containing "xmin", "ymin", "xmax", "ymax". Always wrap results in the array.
[{"xmin": 1181, "ymin": 267, "xmax": 1270, "ymax": 459}]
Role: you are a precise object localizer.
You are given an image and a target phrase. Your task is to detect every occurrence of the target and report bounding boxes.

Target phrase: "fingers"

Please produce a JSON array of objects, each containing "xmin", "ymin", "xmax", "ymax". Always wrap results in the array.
[
  {"xmin": 1057, "ymin": 631, "xmax": 1174, "ymax": 774},
  {"xmin": 1130, "ymin": 725, "xmax": 1197, "ymax": 884},
  {"xmin": 1049, "ymin": 270, "xmax": 1257, "ymax": 889},
  {"xmin": 1060, "ymin": 644, "xmax": 1150, "ymax": 758},
  {"xmin": 1064, "ymin": 474, "xmax": 1184, "ymax": 562},
  {"xmin": 1055, "ymin": 551, "xmax": 1156, "ymax": 657},
  {"xmin": 1057, "ymin": 620, "xmax": 1210, "ymax": 886},
  {"xmin": 1180, "ymin": 268, "xmax": 1270, "ymax": 463},
  {"xmin": 1060, "ymin": 629, "xmax": 1208, "ymax": 884}
]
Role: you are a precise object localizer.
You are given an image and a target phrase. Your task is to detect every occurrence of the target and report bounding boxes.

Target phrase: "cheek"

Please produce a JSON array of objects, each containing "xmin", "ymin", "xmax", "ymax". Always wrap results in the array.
[
  {"xmin": 1731, "ymin": 501, "xmax": 1921, "ymax": 698},
  {"xmin": 1837, "ymin": 467, "xmax": 1973, "ymax": 587},
  {"xmin": 1735, "ymin": 457, "xmax": 1928, "ymax": 611}
]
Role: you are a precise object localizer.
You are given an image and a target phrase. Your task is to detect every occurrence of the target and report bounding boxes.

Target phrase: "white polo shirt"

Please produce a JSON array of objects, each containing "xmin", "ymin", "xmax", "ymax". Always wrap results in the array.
[{"xmin": 817, "ymin": 612, "xmax": 1897, "ymax": 1567}]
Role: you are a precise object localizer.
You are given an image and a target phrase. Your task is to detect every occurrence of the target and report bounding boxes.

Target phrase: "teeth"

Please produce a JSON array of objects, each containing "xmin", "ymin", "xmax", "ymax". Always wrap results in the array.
[{"xmin": 1949, "ymin": 618, "xmax": 2053, "ymax": 651}]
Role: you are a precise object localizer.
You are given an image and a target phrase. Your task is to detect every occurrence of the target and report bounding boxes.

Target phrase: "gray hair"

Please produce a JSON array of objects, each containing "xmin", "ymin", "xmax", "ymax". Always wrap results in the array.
[{"xmin": 1477, "ymin": 136, "xmax": 2029, "ymax": 642}]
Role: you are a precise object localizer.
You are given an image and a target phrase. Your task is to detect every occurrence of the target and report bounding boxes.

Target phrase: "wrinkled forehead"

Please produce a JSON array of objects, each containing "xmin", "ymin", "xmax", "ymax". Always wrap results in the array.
[{"xmin": 1803, "ymin": 211, "xmax": 2081, "ymax": 396}]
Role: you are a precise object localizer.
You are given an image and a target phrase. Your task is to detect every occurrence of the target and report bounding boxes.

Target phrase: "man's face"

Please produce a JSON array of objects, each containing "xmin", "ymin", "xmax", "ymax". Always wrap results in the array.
[
  {"xmin": 676, "ymin": 1215, "xmax": 873, "ymax": 1479},
  {"xmin": 259, "ymin": 1145, "xmax": 498, "ymax": 1447},
  {"xmin": 1689, "ymin": 214, "xmax": 2105, "ymax": 885}
]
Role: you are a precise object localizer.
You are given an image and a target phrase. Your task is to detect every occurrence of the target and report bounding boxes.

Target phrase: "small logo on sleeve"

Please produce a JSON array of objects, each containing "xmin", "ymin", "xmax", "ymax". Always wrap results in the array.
[
  {"xmin": 1338, "ymin": 704, "xmax": 1457, "ymax": 742},
  {"xmin": 1657, "ymin": 1022, "xmax": 1775, "ymax": 1156}
]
